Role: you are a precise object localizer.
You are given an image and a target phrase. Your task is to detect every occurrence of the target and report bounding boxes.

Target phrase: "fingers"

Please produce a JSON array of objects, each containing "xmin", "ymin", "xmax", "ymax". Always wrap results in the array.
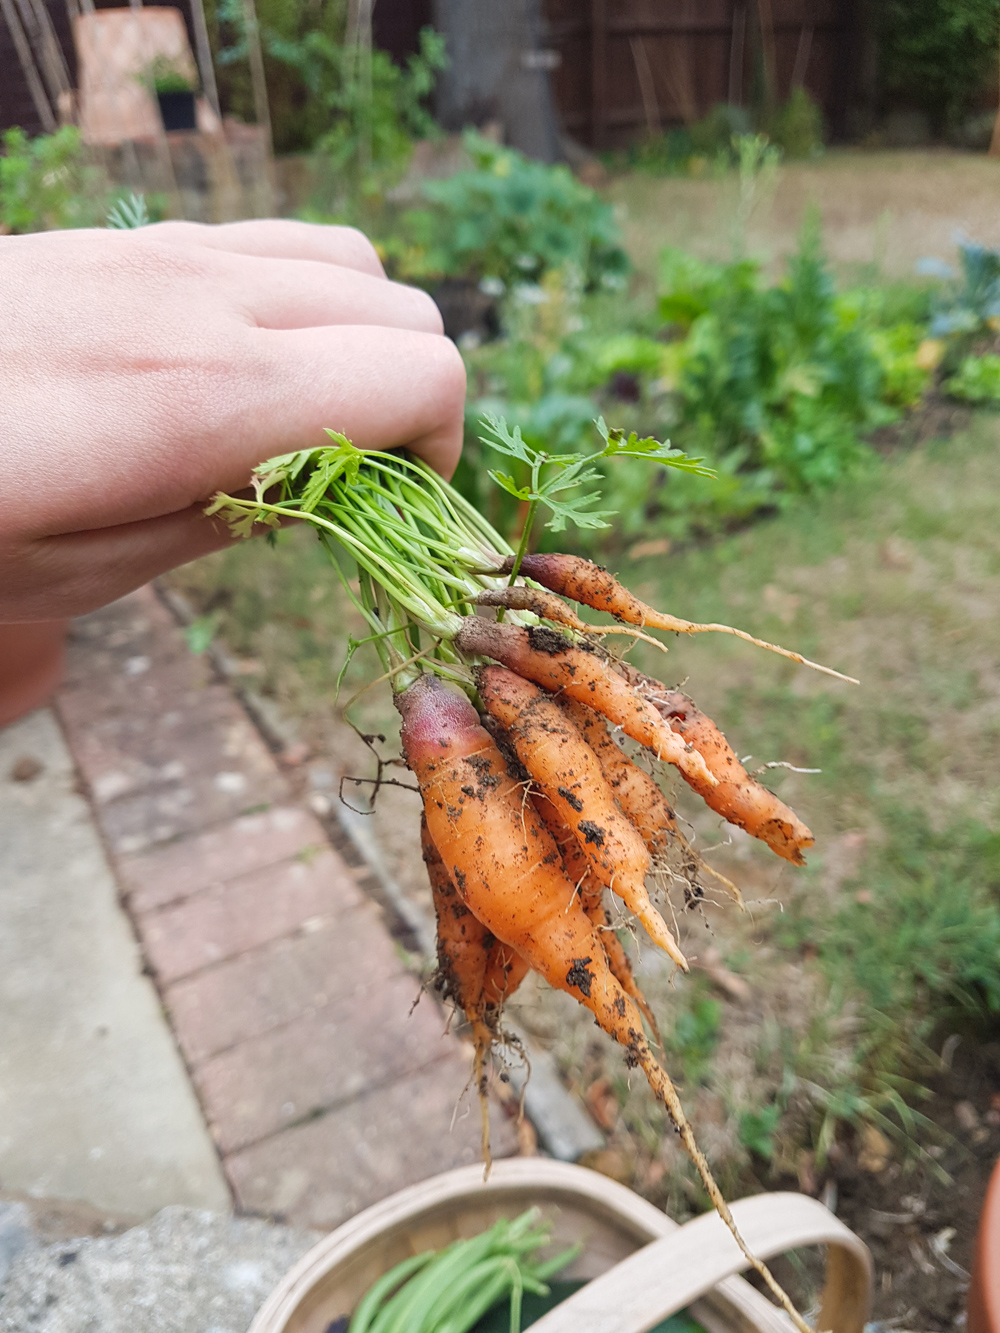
[
  {"xmin": 244, "ymin": 323, "xmax": 467, "ymax": 480},
  {"xmin": 4, "ymin": 505, "xmax": 240, "ymax": 621},
  {"xmin": 140, "ymin": 218, "xmax": 385, "ymax": 277},
  {"xmin": 218, "ymin": 252, "xmax": 443, "ymax": 334}
]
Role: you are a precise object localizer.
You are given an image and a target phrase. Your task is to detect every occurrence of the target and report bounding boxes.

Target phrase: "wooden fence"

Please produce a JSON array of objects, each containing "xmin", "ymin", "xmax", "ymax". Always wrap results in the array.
[
  {"xmin": 543, "ymin": 0, "xmax": 857, "ymax": 148},
  {"xmin": 2, "ymin": 0, "xmax": 858, "ymax": 147}
]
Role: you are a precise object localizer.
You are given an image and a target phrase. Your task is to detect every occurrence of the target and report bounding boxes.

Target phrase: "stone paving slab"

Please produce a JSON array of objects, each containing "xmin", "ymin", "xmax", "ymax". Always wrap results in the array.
[
  {"xmin": 0, "ymin": 710, "xmax": 229, "ymax": 1218},
  {"xmin": 225, "ymin": 1057, "xmax": 499, "ymax": 1231},
  {"xmin": 137, "ymin": 850, "xmax": 363, "ymax": 983},
  {"xmin": 53, "ymin": 586, "xmax": 517, "ymax": 1228},
  {"xmin": 193, "ymin": 972, "xmax": 461, "ymax": 1154},
  {"xmin": 117, "ymin": 805, "xmax": 330, "ymax": 913},
  {"xmin": 162, "ymin": 906, "xmax": 400, "ymax": 1064}
]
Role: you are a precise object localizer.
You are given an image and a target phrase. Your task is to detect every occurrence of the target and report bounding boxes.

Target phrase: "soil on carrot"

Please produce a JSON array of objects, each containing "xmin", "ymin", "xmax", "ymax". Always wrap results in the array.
[{"xmin": 166, "ymin": 416, "xmax": 1000, "ymax": 1323}]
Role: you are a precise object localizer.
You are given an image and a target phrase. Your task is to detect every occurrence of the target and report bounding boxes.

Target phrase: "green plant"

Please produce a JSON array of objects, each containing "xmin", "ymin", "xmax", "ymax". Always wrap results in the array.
[
  {"xmin": 668, "ymin": 991, "xmax": 722, "ymax": 1085},
  {"xmin": 879, "ymin": 0, "xmax": 1000, "ymax": 132},
  {"xmin": 823, "ymin": 811, "xmax": 1000, "ymax": 1068},
  {"xmin": 396, "ymin": 131, "xmax": 629, "ymax": 292},
  {"xmin": 737, "ymin": 1103, "xmax": 781, "ymax": 1160},
  {"xmin": 106, "ymin": 191, "xmax": 150, "ymax": 229},
  {"xmin": 143, "ymin": 54, "xmax": 196, "ymax": 95},
  {"xmin": 269, "ymin": 25, "xmax": 446, "ymax": 201},
  {"xmin": 657, "ymin": 211, "xmax": 890, "ymax": 500},
  {"xmin": 945, "ymin": 353, "xmax": 1000, "ymax": 401},
  {"xmin": 0, "ymin": 126, "xmax": 105, "ymax": 233},
  {"xmin": 767, "ymin": 88, "xmax": 823, "ymax": 159},
  {"xmin": 930, "ymin": 239, "xmax": 1000, "ymax": 337},
  {"xmin": 348, "ymin": 1207, "xmax": 579, "ymax": 1333}
]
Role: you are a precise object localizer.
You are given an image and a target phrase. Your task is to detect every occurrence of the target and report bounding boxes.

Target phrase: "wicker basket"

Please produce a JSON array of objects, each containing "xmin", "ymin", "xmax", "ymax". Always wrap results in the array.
[{"xmin": 250, "ymin": 1159, "xmax": 872, "ymax": 1333}]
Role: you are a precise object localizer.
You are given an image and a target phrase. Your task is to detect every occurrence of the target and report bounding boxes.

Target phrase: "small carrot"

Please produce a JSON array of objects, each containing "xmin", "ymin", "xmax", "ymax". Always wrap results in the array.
[
  {"xmin": 476, "ymin": 586, "xmax": 674, "ymax": 660},
  {"xmin": 454, "ymin": 617, "xmax": 717, "ymax": 791},
  {"xmin": 558, "ymin": 696, "xmax": 745, "ymax": 910},
  {"xmin": 421, "ymin": 814, "xmax": 497, "ymax": 1163},
  {"xmin": 532, "ymin": 789, "xmax": 663, "ymax": 1049},
  {"xmin": 619, "ymin": 661, "xmax": 814, "ymax": 865},
  {"xmin": 398, "ymin": 676, "xmax": 811, "ymax": 1333},
  {"xmin": 499, "ymin": 553, "xmax": 858, "ymax": 684},
  {"xmin": 477, "ymin": 665, "xmax": 687, "ymax": 969},
  {"xmin": 558, "ymin": 696, "xmax": 678, "ymax": 857}
]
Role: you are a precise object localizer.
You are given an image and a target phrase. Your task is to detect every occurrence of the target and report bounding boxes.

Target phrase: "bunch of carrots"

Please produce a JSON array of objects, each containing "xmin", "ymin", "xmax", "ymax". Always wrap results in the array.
[{"xmin": 209, "ymin": 418, "xmax": 856, "ymax": 1332}]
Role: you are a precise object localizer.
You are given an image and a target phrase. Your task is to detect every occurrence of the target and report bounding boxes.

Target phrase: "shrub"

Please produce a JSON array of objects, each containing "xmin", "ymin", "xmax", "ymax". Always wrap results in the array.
[
  {"xmin": 657, "ymin": 212, "xmax": 890, "ymax": 497},
  {"xmin": 878, "ymin": 0, "xmax": 1000, "ymax": 132},
  {"xmin": 767, "ymin": 87, "xmax": 823, "ymax": 158},
  {"xmin": 396, "ymin": 131, "xmax": 630, "ymax": 292},
  {"xmin": 0, "ymin": 127, "xmax": 105, "ymax": 233}
]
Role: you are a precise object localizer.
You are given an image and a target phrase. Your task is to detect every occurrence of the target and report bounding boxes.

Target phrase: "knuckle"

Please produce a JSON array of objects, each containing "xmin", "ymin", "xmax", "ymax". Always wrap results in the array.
[{"xmin": 332, "ymin": 225, "xmax": 384, "ymax": 275}]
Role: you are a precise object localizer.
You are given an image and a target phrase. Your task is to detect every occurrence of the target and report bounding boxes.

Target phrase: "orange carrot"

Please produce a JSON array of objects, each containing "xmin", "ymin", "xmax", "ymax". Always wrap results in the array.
[
  {"xmin": 531, "ymin": 789, "xmax": 663, "ymax": 1049},
  {"xmin": 421, "ymin": 814, "xmax": 497, "ymax": 1161},
  {"xmin": 398, "ymin": 676, "xmax": 810, "ymax": 1333},
  {"xmin": 558, "ymin": 696, "xmax": 745, "ymax": 909},
  {"xmin": 454, "ymin": 618, "xmax": 717, "ymax": 791},
  {"xmin": 477, "ymin": 665, "xmax": 687, "ymax": 969},
  {"xmin": 499, "ymin": 553, "xmax": 858, "ymax": 684},
  {"xmin": 619, "ymin": 661, "xmax": 814, "ymax": 865},
  {"xmin": 476, "ymin": 586, "xmax": 677, "ymax": 660},
  {"xmin": 558, "ymin": 696, "xmax": 677, "ymax": 856}
]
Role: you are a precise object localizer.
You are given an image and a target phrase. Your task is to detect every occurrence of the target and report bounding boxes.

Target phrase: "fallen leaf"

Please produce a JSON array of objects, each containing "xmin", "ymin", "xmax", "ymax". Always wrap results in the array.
[{"xmin": 857, "ymin": 1124, "xmax": 892, "ymax": 1173}]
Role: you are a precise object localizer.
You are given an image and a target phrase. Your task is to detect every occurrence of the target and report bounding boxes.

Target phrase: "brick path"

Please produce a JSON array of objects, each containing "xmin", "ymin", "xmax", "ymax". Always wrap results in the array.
[{"xmin": 55, "ymin": 586, "xmax": 515, "ymax": 1230}]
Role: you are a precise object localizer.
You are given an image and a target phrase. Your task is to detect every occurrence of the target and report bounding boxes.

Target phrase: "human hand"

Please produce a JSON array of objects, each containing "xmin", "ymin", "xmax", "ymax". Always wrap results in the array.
[{"xmin": 0, "ymin": 219, "xmax": 466, "ymax": 621}]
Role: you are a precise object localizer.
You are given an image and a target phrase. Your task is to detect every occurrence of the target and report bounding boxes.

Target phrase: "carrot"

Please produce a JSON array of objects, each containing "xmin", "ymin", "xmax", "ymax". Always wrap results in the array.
[
  {"xmin": 421, "ymin": 813, "xmax": 497, "ymax": 1163},
  {"xmin": 558, "ymin": 696, "xmax": 677, "ymax": 857},
  {"xmin": 476, "ymin": 586, "xmax": 674, "ymax": 660},
  {"xmin": 499, "ymin": 553, "xmax": 858, "ymax": 684},
  {"xmin": 559, "ymin": 696, "xmax": 745, "ymax": 910},
  {"xmin": 531, "ymin": 789, "xmax": 663, "ymax": 1049},
  {"xmin": 477, "ymin": 665, "xmax": 687, "ymax": 970},
  {"xmin": 454, "ymin": 617, "xmax": 717, "ymax": 791},
  {"xmin": 398, "ymin": 675, "xmax": 811, "ymax": 1333},
  {"xmin": 619, "ymin": 661, "xmax": 814, "ymax": 865},
  {"xmin": 423, "ymin": 814, "xmax": 531, "ymax": 1167}
]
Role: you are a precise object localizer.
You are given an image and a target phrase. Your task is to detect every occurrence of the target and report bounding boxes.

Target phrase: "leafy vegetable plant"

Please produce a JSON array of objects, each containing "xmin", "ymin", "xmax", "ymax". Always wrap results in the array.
[{"xmin": 394, "ymin": 131, "xmax": 629, "ymax": 292}]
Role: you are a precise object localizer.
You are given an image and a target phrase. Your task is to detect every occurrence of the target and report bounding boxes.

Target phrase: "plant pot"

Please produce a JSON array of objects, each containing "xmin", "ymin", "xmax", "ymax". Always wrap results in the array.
[
  {"xmin": 157, "ymin": 89, "xmax": 197, "ymax": 132},
  {"xmin": 0, "ymin": 621, "xmax": 68, "ymax": 730},
  {"xmin": 969, "ymin": 1155, "xmax": 1000, "ymax": 1333},
  {"xmin": 249, "ymin": 1159, "xmax": 873, "ymax": 1333}
]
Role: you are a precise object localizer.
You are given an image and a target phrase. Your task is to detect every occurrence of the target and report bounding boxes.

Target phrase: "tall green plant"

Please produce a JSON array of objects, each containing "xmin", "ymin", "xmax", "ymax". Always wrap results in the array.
[{"xmin": 0, "ymin": 127, "xmax": 105, "ymax": 233}]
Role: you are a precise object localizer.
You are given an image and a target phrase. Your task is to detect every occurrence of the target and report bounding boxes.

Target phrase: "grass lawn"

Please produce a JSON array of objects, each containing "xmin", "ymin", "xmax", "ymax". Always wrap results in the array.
[{"xmin": 609, "ymin": 148, "xmax": 1000, "ymax": 289}]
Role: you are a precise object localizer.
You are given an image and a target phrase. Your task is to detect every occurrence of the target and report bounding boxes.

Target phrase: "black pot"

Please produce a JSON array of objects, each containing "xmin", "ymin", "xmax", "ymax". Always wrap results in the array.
[{"xmin": 157, "ymin": 90, "xmax": 197, "ymax": 132}]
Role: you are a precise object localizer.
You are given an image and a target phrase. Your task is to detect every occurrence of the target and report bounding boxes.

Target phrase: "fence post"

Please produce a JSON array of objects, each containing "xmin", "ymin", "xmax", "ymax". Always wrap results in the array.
[{"xmin": 591, "ymin": 0, "xmax": 606, "ymax": 150}]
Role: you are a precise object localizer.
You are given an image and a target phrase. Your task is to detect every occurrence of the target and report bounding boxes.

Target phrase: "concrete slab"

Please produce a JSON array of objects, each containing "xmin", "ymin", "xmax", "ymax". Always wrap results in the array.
[
  {"xmin": 0, "ymin": 1205, "xmax": 320, "ymax": 1333},
  {"xmin": 0, "ymin": 709, "xmax": 229, "ymax": 1218}
]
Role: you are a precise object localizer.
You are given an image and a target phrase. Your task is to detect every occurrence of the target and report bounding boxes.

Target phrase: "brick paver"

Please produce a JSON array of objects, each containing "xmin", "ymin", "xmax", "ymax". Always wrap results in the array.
[{"xmin": 55, "ymin": 587, "xmax": 516, "ymax": 1230}]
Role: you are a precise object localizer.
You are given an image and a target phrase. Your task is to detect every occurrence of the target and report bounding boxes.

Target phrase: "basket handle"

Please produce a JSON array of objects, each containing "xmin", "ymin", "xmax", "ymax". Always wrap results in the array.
[{"xmin": 529, "ymin": 1191, "xmax": 873, "ymax": 1333}]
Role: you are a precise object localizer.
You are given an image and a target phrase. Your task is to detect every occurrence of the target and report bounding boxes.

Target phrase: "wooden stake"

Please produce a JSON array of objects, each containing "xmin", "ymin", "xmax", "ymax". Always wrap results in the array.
[
  {"xmin": 728, "ymin": 3, "xmax": 746, "ymax": 107},
  {"xmin": 630, "ymin": 36, "xmax": 660, "ymax": 136},
  {"xmin": 241, "ymin": 0, "xmax": 272, "ymax": 153},
  {"xmin": 188, "ymin": 0, "xmax": 221, "ymax": 119},
  {"xmin": 791, "ymin": 24, "xmax": 813, "ymax": 91},
  {"xmin": 591, "ymin": 0, "xmax": 607, "ymax": 150},
  {"xmin": 757, "ymin": 0, "xmax": 777, "ymax": 112},
  {"xmin": 0, "ymin": 0, "xmax": 56, "ymax": 132},
  {"xmin": 990, "ymin": 27, "xmax": 1000, "ymax": 157}
]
